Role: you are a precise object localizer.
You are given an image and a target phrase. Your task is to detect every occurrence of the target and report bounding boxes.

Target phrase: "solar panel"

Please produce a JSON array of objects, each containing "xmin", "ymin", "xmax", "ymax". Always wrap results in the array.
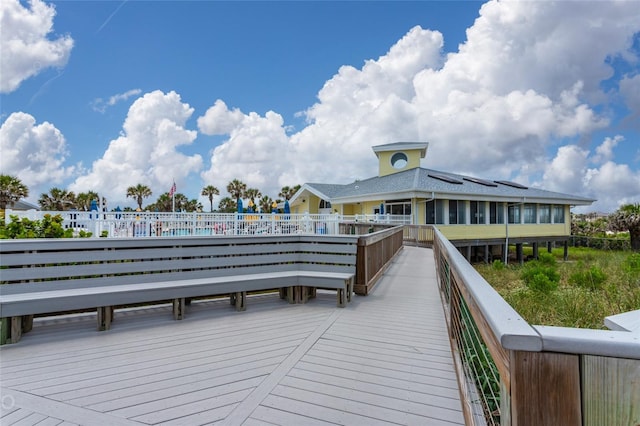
[
  {"xmin": 463, "ymin": 176, "xmax": 498, "ymax": 187},
  {"xmin": 494, "ymin": 180, "xmax": 528, "ymax": 189},
  {"xmin": 428, "ymin": 173, "xmax": 463, "ymax": 184}
]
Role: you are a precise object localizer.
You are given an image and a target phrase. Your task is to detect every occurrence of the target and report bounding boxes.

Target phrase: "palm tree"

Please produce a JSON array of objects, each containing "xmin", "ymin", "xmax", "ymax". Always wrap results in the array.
[
  {"xmin": 608, "ymin": 203, "xmax": 640, "ymax": 251},
  {"xmin": 0, "ymin": 174, "xmax": 29, "ymax": 209},
  {"xmin": 226, "ymin": 179, "xmax": 246, "ymax": 203},
  {"xmin": 183, "ymin": 199, "xmax": 203, "ymax": 212},
  {"xmin": 126, "ymin": 184, "xmax": 152, "ymax": 210},
  {"xmin": 259, "ymin": 195, "xmax": 273, "ymax": 213},
  {"xmin": 217, "ymin": 197, "xmax": 237, "ymax": 213},
  {"xmin": 76, "ymin": 191, "xmax": 100, "ymax": 211},
  {"xmin": 201, "ymin": 185, "xmax": 220, "ymax": 212},
  {"xmin": 38, "ymin": 188, "xmax": 76, "ymax": 210},
  {"xmin": 245, "ymin": 188, "xmax": 262, "ymax": 204},
  {"xmin": 279, "ymin": 184, "xmax": 300, "ymax": 201}
]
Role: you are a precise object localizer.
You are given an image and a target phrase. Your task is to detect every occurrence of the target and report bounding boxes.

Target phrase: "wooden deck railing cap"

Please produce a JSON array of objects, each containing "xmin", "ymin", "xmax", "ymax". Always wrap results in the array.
[
  {"xmin": 434, "ymin": 227, "xmax": 543, "ymax": 351},
  {"xmin": 533, "ymin": 325, "xmax": 640, "ymax": 359}
]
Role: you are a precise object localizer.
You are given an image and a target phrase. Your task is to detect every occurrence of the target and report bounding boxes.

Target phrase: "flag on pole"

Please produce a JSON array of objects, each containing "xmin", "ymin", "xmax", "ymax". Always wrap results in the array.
[{"xmin": 169, "ymin": 181, "xmax": 176, "ymax": 197}]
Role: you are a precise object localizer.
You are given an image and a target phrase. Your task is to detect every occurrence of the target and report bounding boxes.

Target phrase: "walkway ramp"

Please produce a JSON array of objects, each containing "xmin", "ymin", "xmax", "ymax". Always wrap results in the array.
[{"xmin": 0, "ymin": 246, "xmax": 464, "ymax": 425}]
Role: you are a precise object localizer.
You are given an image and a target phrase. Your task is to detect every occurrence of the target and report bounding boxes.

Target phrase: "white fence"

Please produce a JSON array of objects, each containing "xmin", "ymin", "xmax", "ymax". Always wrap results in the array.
[{"xmin": 3, "ymin": 210, "xmax": 411, "ymax": 237}]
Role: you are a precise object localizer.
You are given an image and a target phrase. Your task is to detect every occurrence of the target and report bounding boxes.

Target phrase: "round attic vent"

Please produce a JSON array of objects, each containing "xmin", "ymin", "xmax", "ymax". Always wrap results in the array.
[{"xmin": 390, "ymin": 152, "xmax": 408, "ymax": 169}]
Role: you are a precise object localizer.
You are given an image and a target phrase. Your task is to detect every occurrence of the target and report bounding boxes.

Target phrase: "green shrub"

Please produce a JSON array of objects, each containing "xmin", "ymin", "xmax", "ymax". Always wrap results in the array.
[
  {"xmin": 569, "ymin": 265, "xmax": 607, "ymax": 290},
  {"xmin": 492, "ymin": 259, "xmax": 505, "ymax": 270},
  {"xmin": 521, "ymin": 262, "xmax": 560, "ymax": 293},
  {"xmin": 537, "ymin": 252, "xmax": 557, "ymax": 266},
  {"xmin": 623, "ymin": 253, "xmax": 640, "ymax": 274}
]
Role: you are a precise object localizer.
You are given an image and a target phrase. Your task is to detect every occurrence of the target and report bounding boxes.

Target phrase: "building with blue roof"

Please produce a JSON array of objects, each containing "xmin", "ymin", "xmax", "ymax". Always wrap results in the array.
[{"xmin": 290, "ymin": 142, "xmax": 594, "ymax": 262}]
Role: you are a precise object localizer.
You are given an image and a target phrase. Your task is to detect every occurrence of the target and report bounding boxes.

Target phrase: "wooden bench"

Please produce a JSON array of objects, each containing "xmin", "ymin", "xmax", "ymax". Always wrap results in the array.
[{"xmin": 0, "ymin": 234, "xmax": 358, "ymax": 344}]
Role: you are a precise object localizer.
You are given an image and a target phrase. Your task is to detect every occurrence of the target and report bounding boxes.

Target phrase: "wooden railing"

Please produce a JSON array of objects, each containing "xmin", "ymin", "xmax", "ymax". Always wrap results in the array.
[
  {"xmin": 354, "ymin": 226, "xmax": 404, "ymax": 295},
  {"xmin": 403, "ymin": 224, "xmax": 435, "ymax": 247},
  {"xmin": 431, "ymin": 226, "xmax": 639, "ymax": 426}
]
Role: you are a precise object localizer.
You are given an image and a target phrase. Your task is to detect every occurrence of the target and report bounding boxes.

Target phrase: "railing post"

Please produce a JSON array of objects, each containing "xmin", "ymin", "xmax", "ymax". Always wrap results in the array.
[{"xmin": 509, "ymin": 350, "xmax": 582, "ymax": 426}]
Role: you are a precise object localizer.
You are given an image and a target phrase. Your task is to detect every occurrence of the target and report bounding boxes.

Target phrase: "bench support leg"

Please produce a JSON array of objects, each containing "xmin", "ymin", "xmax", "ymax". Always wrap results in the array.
[
  {"xmin": 308, "ymin": 287, "xmax": 316, "ymax": 299},
  {"xmin": 346, "ymin": 278, "xmax": 354, "ymax": 303},
  {"xmin": 10, "ymin": 317, "xmax": 22, "ymax": 343},
  {"xmin": 22, "ymin": 315, "xmax": 34, "ymax": 333},
  {"xmin": 279, "ymin": 287, "xmax": 287, "ymax": 299},
  {"xmin": 337, "ymin": 288, "xmax": 346, "ymax": 308},
  {"xmin": 234, "ymin": 291, "xmax": 246, "ymax": 311},
  {"xmin": 97, "ymin": 306, "xmax": 113, "ymax": 331},
  {"xmin": 173, "ymin": 298, "xmax": 186, "ymax": 320}
]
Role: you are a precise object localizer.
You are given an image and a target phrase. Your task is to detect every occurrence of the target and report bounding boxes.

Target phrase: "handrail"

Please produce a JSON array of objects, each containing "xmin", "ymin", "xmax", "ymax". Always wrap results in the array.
[
  {"xmin": 431, "ymin": 226, "xmax": 639, "ymax": 426},
  {"xmin": 354, "ymin": 226, "xmax": 404, "ymax": 295}
]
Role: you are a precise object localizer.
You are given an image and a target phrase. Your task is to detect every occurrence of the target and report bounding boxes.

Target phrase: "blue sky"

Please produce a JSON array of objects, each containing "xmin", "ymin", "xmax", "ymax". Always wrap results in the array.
[{"xmin": 1, "ymin": 0, "xmax": 639, "ymax": 213}]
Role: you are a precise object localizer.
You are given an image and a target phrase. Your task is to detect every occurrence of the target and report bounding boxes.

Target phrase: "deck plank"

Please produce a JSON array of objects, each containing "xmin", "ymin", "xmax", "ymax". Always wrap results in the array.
[{"xmin": 0, "ymin": 247, "xmax": 464, "ymax": 426}]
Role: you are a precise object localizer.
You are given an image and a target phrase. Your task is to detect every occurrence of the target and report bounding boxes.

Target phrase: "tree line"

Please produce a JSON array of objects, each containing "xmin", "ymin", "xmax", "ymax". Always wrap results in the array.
[
  {"xmin": 0, "ymin": 174, "xmax": 300, "ymax": 214},
  {"xmin": 1, "ymin": 174, "xmax": 638, "ymax": 250}
]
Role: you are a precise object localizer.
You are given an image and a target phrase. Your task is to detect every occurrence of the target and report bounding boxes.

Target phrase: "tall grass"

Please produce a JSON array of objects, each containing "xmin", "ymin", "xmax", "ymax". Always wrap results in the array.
[{"xmin": 475, "ymin": 248, "xmax": 640, "ymax": 329}]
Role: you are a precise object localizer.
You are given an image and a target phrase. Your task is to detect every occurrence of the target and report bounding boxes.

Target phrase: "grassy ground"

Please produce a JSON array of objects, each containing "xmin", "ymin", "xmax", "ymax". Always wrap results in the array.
[{"xmin": 474, "ymin": 247, "xmax": 640, "ymax": 329}]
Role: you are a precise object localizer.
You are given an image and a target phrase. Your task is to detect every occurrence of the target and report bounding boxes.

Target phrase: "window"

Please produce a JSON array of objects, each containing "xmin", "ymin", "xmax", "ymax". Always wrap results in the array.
[
  {"xmin": 470, "ymin": 201, "xmax": 486, "ymax": 224},
  {"xmin": 387, "ymin": 200, "xmax": 411, "ymax": 216},
  {"xmin": 553, "ymin": 205, "xmax": 565, "ymax": 223},
  {"xmin": 319, "ymin": 200, "xmax": 331, "ymax": 209},
  {"xmin": 426, "ymin": 200, "xmax": 445, "ymax": 224},
  {"xmin": 539, "ymin": 204, "xmax": 551, "ymax": 223},
  {"xmin": 489, "ymin": 202, "xmax": 504, "ymax": 224},
  {"xmin": 449, "ymin": 200, "xmax": 466, "ymax": 224},
  {"xmin": 390, "ymin": 152, "xmax": 408, "ymax": 169},
  {"xmin": 508, "ymin": 204, "xmax": 521, "ymax": 224},
  {"xmin": 524, "ymin": 204, "xmax": 537, "ymax": 224}
]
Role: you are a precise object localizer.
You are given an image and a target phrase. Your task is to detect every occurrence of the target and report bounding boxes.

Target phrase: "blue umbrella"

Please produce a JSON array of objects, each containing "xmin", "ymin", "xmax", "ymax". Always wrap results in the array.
[
  {"xmin": 115, "ymin": 206, "xmax": 122, "ymax": 220},
  {"xmin": 237, "ymin": 198, "xmax": 243, "ymax": 213},
  {"xmin": 380, "ymin": 203, "xmax": 385, "ymax": 215},
  {"xmin": 90, "ymin": 200, "xmax": 98, "ymax": 219},
  {"xmin": 284, "ymin": 200, "xmax": 290, "ymax": 220}
]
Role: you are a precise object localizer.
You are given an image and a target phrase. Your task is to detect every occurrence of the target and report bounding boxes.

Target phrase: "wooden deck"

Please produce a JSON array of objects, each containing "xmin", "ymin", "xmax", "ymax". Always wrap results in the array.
[{"xmin": 0, "ymin": 246, "xmax": 464, "ymax": 426}]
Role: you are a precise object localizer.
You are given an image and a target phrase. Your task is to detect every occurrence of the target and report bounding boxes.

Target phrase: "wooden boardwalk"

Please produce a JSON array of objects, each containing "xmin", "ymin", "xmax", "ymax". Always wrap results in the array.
[{"xmin": 0, "ymin": 246, "xmax": 464, "ymax": 426}]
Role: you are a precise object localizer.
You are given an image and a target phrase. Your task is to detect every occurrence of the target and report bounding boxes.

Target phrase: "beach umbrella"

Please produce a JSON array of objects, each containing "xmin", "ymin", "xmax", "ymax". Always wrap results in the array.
[
  {"xmin": 89, "ymin": 200, "xmax": 98, "ymax": 219},
  {"xmin": 380, "ymin": 203, "xmax": 385, "ymax": 215},
  {"xmin": 237, "ymin": 199, "xmax": 243, "ymax": 213},
  {"xmin": 284, "ymin": 200, "xmax": 290, "ymax": 214},
  {"xmin": 247, "ymin": 200, "xmax": 254, "ymax": 213}
]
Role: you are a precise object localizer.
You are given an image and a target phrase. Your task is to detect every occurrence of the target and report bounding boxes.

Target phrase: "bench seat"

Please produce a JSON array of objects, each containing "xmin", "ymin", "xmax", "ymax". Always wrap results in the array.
[{"xmin": 0, "ymin": 234, "xmax": 358, "ymax": 344}]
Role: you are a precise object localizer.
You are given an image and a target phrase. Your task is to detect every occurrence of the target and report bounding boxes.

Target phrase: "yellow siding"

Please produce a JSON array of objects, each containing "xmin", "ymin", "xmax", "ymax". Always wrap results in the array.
[
  {"xmin": 378, "ymin": 149, "xmax": 423, "ymax": 177},
  {"xmin": 437, "ymin": 224, "xmax": 570, "ymax": 240}
]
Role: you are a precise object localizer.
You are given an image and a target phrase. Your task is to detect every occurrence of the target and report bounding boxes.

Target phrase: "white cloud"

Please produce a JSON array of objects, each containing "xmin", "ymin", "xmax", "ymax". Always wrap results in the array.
[
  {"xmin": 200, "ymin": 108, "xmax": 292, "ymax": 200},
  {"xmin": 69, "ymin": 90, "xmax": 202, "ymax": 207},
  {"xmin": 16, "ymin": 0, "xmax": 637, "ymax": 213},
  {"xmin": 91, "ymin": 89, "xmax": 142, "ymax": 113},
  {"xmin": 0, "ymin": 112, "xmax": 76, "ymax": 192},
  {"xmin": 542, "ymin": 138, "xmax": 640, "ymax": 213},
  {"xmin": 198, "ymin": 1, "xmax": 638, "ymax": 213},
  {"xmin": 593, "ymin": 135, "xmax": 623, "ymax": 165},
  {"xmin": 584, "ymin": 161, "xmax": 640, "ymax": 212},
  {"xmin": 620, "ymin": 73, "xmax": 640, "ymax": 117},
  {"xmin": 197, "ymin": 100, "xmax": 245, "ymax": 135},
  {"xmin": 0, "ymin": 0, "xmax": 74, "ymax": 93}
]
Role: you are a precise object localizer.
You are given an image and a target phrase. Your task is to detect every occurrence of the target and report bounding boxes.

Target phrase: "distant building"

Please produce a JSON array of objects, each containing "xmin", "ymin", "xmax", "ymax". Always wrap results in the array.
[
  {"xmin": 290, "ymin": 142, "xmax": 595, "ymax": 261},
  {"xmin": 6, "ymin": 200, "xmax": 39, "ymax": 211}
]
